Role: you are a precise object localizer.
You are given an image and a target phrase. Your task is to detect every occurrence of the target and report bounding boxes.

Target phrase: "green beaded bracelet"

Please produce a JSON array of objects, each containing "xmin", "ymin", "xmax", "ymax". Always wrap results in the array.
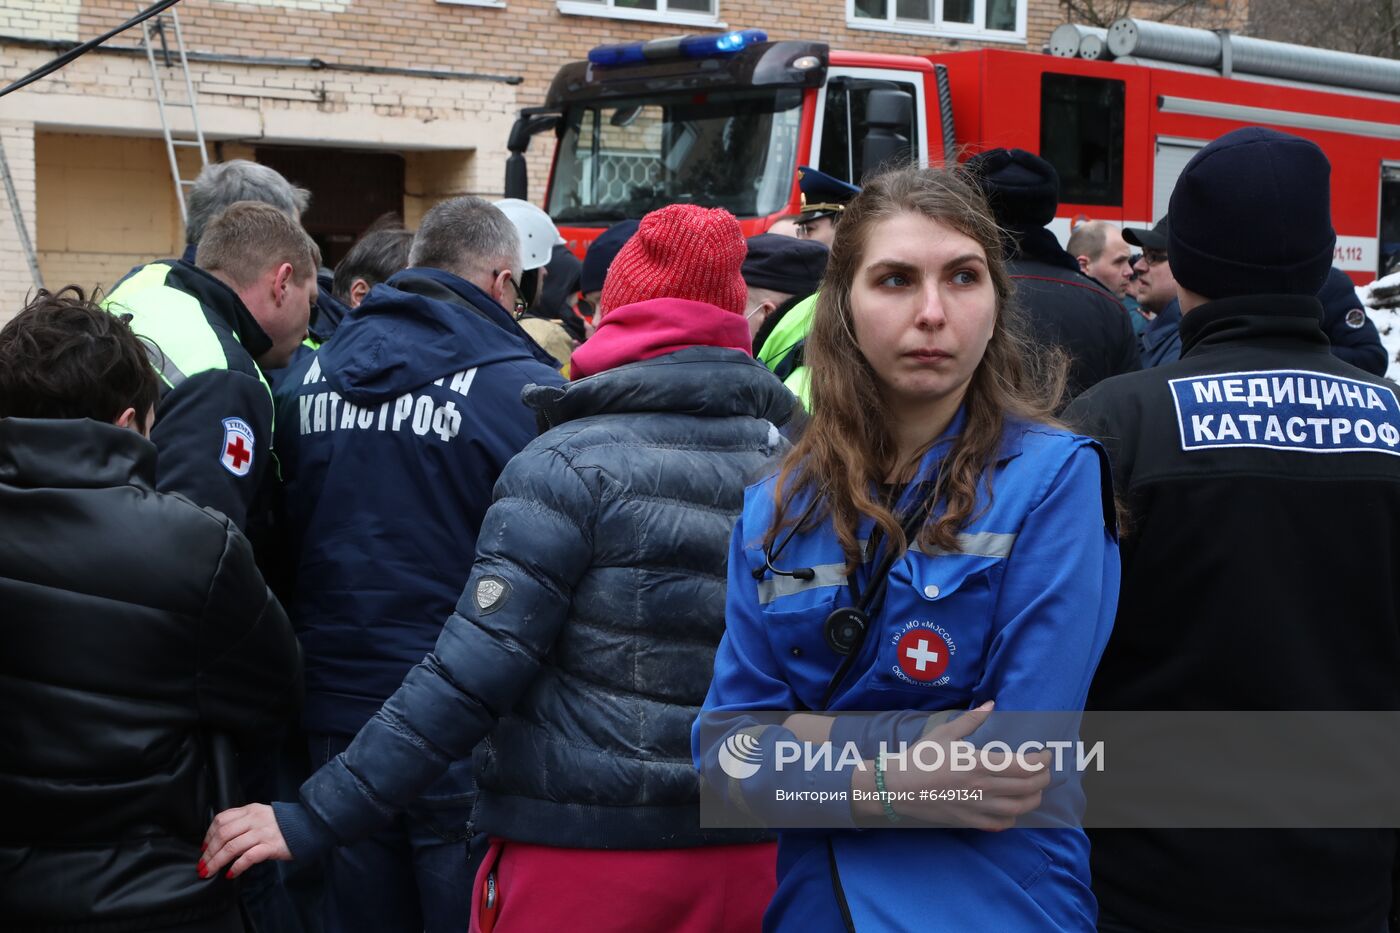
[{"xmin": 874, "ymin": 754, "xmax": 901, "ymax": 823}]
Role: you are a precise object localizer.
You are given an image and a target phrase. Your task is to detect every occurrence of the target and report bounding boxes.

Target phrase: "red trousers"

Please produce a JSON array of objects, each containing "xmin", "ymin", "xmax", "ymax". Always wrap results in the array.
[{"xmin": 470, "ymin": 837, "xmax": 778, "ymax": 933}]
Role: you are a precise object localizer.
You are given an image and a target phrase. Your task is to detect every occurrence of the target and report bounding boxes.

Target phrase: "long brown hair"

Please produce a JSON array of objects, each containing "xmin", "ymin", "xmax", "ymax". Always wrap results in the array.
[{"xmin": 763, "ymin": 164, "xmax": 1067, "ymax": 570}]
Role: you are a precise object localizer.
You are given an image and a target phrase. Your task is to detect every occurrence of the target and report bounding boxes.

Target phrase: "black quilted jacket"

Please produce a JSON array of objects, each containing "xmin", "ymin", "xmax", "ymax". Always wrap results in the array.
[{"xmin": 0, "ymin": 417, "xmax": 301, "ymax": 932}]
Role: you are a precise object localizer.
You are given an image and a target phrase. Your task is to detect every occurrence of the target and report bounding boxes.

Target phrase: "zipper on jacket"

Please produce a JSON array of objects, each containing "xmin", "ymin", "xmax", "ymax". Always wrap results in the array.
[{"xmin": 827, "ymin": 837, "xmax": 856, "ymax": 933}]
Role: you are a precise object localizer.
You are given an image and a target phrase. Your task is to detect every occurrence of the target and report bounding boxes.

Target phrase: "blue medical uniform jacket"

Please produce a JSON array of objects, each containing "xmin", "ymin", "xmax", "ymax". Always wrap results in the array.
[{"xmin": 695, "ymin": 414, "xmax": 1120, "ymax": 932}]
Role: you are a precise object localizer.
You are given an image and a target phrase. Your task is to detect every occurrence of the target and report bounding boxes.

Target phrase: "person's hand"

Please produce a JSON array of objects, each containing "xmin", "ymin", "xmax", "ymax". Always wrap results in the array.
[
  {"xmin": 781, "ymin": 712, "xmax": 836, "ymax": 743},
  {"xmin": 200, "ymin": 803, "xmax": 293, "ymax": 879},
  {"xmin": 853, "ymin": 701, "xmax": 1053, "ymax": 831}
]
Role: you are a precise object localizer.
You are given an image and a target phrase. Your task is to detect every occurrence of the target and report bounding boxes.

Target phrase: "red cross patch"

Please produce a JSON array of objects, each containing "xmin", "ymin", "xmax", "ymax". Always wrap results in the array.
[
  {"xmin": 896, "ymin": 627, "xmax": 950, "ymax": 683},
  {"xmin": 219, "ymin": 417, "xmax": 256, "ymax": 477}
]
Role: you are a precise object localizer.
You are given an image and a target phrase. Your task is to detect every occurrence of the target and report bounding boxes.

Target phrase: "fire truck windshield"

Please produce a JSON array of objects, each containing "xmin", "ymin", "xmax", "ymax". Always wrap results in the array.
[{"xmin": 547, "ymin": 87, "xmax": 804, "ymax": 224}]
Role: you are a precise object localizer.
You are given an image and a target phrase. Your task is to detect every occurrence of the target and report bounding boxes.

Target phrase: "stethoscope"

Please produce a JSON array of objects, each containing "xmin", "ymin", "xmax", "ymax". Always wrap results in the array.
[{"xmin": 756, "ymin": 478, "xmax": 942, "ymax": 709}]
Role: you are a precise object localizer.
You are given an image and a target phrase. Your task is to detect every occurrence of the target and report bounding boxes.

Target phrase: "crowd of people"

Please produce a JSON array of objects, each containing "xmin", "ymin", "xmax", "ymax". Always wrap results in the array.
[{"xmin": 2, "ymin": 125, "xmax": 1399, "ymax": 933}]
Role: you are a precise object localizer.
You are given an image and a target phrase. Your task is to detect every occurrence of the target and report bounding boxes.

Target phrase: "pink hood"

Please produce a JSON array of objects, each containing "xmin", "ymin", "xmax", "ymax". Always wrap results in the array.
[{"xmin": 569, "ymin": 297, "xmax": 752, "ymax": 379}]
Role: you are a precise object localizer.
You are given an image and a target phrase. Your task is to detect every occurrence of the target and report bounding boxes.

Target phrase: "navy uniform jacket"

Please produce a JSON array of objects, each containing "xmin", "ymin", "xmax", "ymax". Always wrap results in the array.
[
  {"xmin": 1139, "ymin": 298, "xmax": 1183, "ymax": 368},
  {"xmin": 274, "ymin": 267, "xmax": 564, "ymax": 742},
  {"xmin": 696, "ymin": 412, "xmax": 1120, "ymax": 932},
  {"xmin": 1318, "ymin": 266, "xmax": 1388, "ymax": 376}
]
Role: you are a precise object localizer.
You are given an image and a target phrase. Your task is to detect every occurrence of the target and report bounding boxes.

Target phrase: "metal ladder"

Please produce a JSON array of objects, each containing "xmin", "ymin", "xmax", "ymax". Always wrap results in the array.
[
  {"xmin": 138, "ymin": 4, "xmax": 208, "ymax": 227},
  {"xmin": 0, "ymin": 135, "xmax": 42, "ymax": 290}
]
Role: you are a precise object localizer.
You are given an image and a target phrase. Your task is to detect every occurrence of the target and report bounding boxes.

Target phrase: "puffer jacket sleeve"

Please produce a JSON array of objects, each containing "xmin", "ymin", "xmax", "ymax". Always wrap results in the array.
[
  {"xmin": 698, "ymin": 501, "xmax": 801, "ymax": 716},
  {"xmin": 274, "ymin": 442, "xmax": 596, "ymax": 859},
  {"xmin": 197, "ymin": 519, "xmax": 303, "ymax": 745}
]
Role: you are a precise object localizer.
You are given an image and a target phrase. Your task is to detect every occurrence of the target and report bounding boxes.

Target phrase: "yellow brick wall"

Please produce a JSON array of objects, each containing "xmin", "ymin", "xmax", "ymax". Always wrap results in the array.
[
  {"xmin": 35, "ymin": 133, "xmax": 195, "ymax": 296},
  {"xmin": 0, "ymin": 27, "xmax": 514, "ymax": 316},
  {"xmin": 36, "ymin": 134, "xmax": 184, "ymax": 259},
  {"xmin": 75, "ymin": 0, "xmax": 1059, "ymax": 70},
  {"xmin": 404, "ymin": 150, "xmax": 478, "ymax": 228}
]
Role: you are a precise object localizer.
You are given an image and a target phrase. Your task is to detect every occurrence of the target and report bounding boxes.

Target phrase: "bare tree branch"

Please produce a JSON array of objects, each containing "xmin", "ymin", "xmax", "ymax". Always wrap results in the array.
[{"xmin": 1246, "ymin": 0, "xmax": 1400, "ymax": 59}]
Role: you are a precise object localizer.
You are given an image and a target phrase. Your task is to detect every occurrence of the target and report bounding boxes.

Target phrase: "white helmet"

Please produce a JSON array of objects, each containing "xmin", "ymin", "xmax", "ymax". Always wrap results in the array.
[{"xmin": 493, "ymin": 198, "xmax": 564, "ymax": 272}]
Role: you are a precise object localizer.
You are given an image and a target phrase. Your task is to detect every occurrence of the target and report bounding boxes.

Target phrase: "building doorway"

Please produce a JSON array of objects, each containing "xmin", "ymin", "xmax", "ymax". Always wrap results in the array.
[{"xmin": 256, "ymin": 146, "xmax": 406, "ymax": 268}]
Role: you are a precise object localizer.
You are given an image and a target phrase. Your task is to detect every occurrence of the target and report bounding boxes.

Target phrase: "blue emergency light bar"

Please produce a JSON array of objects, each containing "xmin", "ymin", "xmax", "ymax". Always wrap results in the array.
[{"xmin": 588, "ymin": 29, "xmax": 768, "ymax": 67}]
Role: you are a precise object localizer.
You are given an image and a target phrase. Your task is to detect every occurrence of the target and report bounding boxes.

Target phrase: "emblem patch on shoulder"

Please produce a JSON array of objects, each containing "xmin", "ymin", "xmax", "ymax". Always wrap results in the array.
[
  {"xmin": 1346, "ymin": 308, "xmax": 1367, "ymax": 329},
  {"xmin": 219, "ymin": 417, "xmax": 256, "ymax": 477},
  {"xmin": 475, "ymin": 575, "xmax": 511, "ymax": 614}
]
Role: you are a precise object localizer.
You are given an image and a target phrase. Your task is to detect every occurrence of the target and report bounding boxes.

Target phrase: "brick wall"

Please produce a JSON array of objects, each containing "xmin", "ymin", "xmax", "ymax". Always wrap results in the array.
[
  {"xmin": 34, "ymin": 133, "xmax": 186, "ymax": 295},
  {"xmin": 0, "ymin": 0, "xmax": 1250, "ymax": 317},
  {"xmin": 52, "ymin": 0, "xmax": 1249, "ymax": 194},
  {"xmin": 0, "ymin": 0, "xmax": 80, "ymax": 43},
  {"xmin": 65, "ymin": 0, "xmax": 1085, "ymax": 193},
  {"xmin": 51, "ymin": 0, "xmax": 1254, "ymax": 118},
  {"xmin": 0, "ymin": 122, "xmax": 39, "ymax": 317},
  {"xmin": 72, "ymin": 0, "xmax": 1062, "ymax": 75},
  {"xmin": 0, "ymin": 33, "xmax": 515, "ymax": 315}
]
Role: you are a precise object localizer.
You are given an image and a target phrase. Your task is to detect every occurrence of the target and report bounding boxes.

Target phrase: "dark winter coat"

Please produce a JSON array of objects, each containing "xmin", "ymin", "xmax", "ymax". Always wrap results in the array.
[
  {"xmin": 1317, "ymin": 266, "xmax": 1388, "ymax": 376},
  {"xmin": 273, "ymin": 346, "xmax": 794, "ymax": 859},
  {"xmin": 1144, "ymin": 271, "xmax": 1389, "ymax": 375},
  {"xmin": 539, "ymin": 242, "xmax": 587, "ymax": 341},
  {"xmin": 311, "ymin": 269, "xmax": 352, "ymax": 346},
  {"xmin": 1064, "ymin": 294, "xmax": 1400, "ymax": 933},
  {"xmin": 0, "ymin": 418, "xmax": 301, "ymax": 932},
  {"xmin": 1139, "ymin": 298, "xmax": 1183, "ymax": 368},
  {"xmin": 1007, "ymin": 225, "xmax": 1141, "ymax": 401}
]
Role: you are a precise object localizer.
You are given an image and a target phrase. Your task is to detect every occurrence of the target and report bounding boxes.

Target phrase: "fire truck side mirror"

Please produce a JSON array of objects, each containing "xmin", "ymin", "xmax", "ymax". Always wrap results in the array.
[
  {"xmin": 860, "ymin": 88, "xmax": 915, "ymax": 181},
  {"xmin": 504, "ymin": 110, "xmax": 562, "ymax": 201}
]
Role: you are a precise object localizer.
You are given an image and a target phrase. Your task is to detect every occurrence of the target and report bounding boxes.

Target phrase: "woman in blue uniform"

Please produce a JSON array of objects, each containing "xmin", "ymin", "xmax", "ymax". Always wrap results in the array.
[{"xmin": 695, "ymin": 165, "xmax": 1120, "ymax": 932}]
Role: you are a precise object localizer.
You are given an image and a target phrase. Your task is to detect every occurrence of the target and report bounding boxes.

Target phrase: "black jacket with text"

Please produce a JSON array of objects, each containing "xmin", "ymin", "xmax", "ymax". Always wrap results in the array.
[{"xmin": 1064, "ymin": 295, "xmax": 1400, "ymax": 933}]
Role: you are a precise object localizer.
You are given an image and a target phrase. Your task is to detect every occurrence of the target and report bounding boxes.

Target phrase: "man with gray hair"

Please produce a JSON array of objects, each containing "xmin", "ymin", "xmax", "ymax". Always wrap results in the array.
[
  {"xmin": 265, "ymin": 196, "xmax": 563, "ymax": 930},
  {"xmin": 183, "ymin": 159, "xmax": 311, "ymax": 259}
]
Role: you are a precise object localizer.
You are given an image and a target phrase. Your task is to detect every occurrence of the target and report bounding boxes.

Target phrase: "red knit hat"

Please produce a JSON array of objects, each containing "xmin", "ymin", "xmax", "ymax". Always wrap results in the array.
[{"xmin": 598, "ymin": 204, "xmax": 748, "ymax": 316}]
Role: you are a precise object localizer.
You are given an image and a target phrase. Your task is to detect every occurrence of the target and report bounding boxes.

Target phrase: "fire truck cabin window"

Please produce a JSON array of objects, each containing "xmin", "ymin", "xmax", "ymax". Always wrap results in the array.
[
  {"xmin": 1040, "ymin": 73, "xmax": 1125, "ymax": 206},
  {"xmin": 818, "ymin": 78, "xmax": 917, "ymax": 186},
  {"xmin": 1380, "ymin": 165, "xmax": 1400, "ymax": 277},
  {"xmin": 547, "ymin": 88, "xmax": 803, "ymax": 223}
]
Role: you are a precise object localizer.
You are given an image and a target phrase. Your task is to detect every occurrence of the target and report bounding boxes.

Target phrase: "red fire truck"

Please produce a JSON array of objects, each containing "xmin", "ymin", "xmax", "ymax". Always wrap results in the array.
[{"xmin": 505, "ymin": 23, "xmax": 1400, "ymax": 284}]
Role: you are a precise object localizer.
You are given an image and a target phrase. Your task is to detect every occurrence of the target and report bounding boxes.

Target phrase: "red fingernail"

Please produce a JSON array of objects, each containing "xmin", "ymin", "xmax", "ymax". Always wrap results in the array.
[
  {"xmin": 200, "ymin": 842, "xmax": 207, "ymax": 853},
  {"xmin": 225, "ymin": 869, "xmax": 235, "ymax": 879},
  {"xmin": 197, "ymin": 861, "xmax": 208, "ymax": 878}
]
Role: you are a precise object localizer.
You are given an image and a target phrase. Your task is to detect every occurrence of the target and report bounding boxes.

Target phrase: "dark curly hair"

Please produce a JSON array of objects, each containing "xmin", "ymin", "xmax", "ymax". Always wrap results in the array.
[{"xmin": 0, "ymin": 286, "xmax": 161, "ymax": 425}]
